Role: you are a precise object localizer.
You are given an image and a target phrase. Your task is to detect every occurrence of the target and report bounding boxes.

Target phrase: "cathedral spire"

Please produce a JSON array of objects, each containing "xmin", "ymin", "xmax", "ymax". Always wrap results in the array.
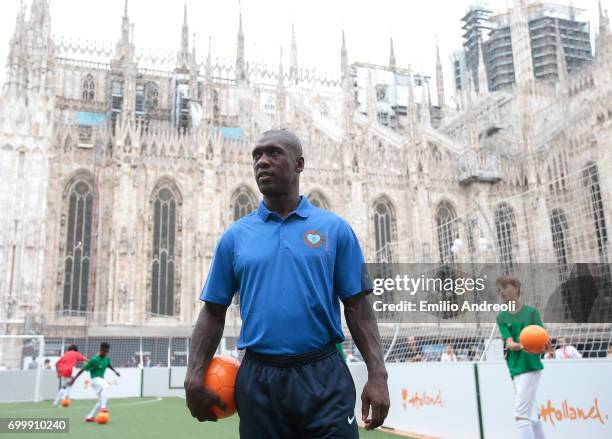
[
  {"xmin": 477, "ymin": 38, "xmax": 488, "ymax": 95},
  {"xmin": 113, "ymin": 0, "xmax": 135, "ymax": 65},
  {"xmin": 205, "ymin": 36, "xmax": 212, "ymax": 78},
  {"xmin": 555, "ymin": 20, "xmax": 568, "ymax": 87},
  {"xmin": 406, "ymin": 66, "xmax": 418, "ymax": 140},
  {"xmin": 595, "ymin": 0, "xmax": 612, "ymax": 60},
  {"xmin": 341, "ymin": 31, "xmax": 354, "ymax": 134},
  {"xmin": 181, "ymin": 2, "xmax": 189, "ymax": 60},
  {"xmin": 420, "ymin": 73, "xmax": 431, "ymax": 127},
  {"xmin": 277, "ymin": 46, "xmax": 284, "ymax": 86},
  {"xmin": 4, "ymin": 0, "xmax": 25, "ymax": 90},
  {"xmin": 510, "ymin": 0, "xmax": 534, "ymax": 89},
  {"xmin": 192, "ymin": 32, "xmax": 196, "ymax": 59},
  {"xmin": 30, "ymin": 0, "xmax": 51, "ymax": 40},
  {"xmin": 290, "ymin": 23, "xmax": 298, "ymax": 84},
  {"xmin": 236, "ymin": 1, "xmax": 246, "ymax": 82},
  {"xmin": 341, "ymin": 30, "xmax": 348, "ymax": 79},
  {"xmin": 407, "ymin": 66, "xmax": 417, "ymax": 116},
  {"xmin": 389, "ymin": 37, "xmax": 396, "ymax": 69},
  {"xmin": 366, "ymin": 68, "xmax": 376, "ymax": 124},
  {"xmin": 465, "ymin": 70, "xmax": 479, "ymax": 151},
  {"xmin": 121, "ymin": 0, "xmax": 131, "ymax": 45},
  {"xmin": 276, "ymin": 46, "xmax": 286, "ymax": 127},
  {"xmin": 435, "ymin": 36, "xmax": 445, "ymax": 109},
  {"xmin": 10, "ymin": 0, "xmax": 25, "ymax": 44},
  {"xmin": 599, "ymin": 0, "xmax": 610, "ymax": 35},
  {"xmin": 16, "ymin": 0, "xmax": 25, "ymax": 28}
]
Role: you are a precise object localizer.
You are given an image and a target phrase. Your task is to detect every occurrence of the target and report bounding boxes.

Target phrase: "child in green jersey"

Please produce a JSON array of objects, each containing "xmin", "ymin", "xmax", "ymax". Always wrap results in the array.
[
  {"xmin": 496, "ymin": 276, "xmax": 551, "ymax": 439},
  {"xmin": 70, "ymin": 342, "xmax": 121, "ymax": 422}
]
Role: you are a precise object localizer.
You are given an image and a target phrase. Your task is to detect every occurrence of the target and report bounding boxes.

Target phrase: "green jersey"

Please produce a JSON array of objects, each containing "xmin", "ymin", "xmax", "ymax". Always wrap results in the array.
[
  {"xmin": 83, "ymin": 354, "xmax": 111, "ymax": 379},
  {"xmin": 335, "ymin": 343, "xmax": 346, "ymax": 361},
  {"xmin": 496, "ymin": 304, "xmax": 544, "ymax": 378}
]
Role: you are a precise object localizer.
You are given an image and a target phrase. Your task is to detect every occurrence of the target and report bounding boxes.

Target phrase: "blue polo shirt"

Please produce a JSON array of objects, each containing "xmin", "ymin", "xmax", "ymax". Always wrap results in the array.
[{"xmin": 200, "ymin": 195, "xmax": 371, "ymax": 355}]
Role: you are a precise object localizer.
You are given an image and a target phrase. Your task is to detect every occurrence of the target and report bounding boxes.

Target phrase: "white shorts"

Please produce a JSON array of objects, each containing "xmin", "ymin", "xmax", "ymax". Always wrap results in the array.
[
  {"xmin": 90, "ymin": 377, "xmax": 110, "ymax": 395},
  {"xmin": 512, "ymin": 370, "xmax": 541, "ymax": 420}
]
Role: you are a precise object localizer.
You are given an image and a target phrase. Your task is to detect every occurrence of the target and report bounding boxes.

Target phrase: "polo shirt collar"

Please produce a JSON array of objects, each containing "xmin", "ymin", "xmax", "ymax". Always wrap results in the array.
[{"xmin": 257, "ymin": 195, "xmax": 311, "ymax": 222}]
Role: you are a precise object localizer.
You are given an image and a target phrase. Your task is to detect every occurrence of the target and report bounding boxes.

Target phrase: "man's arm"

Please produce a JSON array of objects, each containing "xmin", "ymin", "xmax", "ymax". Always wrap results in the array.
[
  {"xmin": 343, "ymin": 293, "xmax": 390, "ymax": 430},
  {"xmin": 184, "ymin": 302, "xmax": 228, "ymax": 422}
]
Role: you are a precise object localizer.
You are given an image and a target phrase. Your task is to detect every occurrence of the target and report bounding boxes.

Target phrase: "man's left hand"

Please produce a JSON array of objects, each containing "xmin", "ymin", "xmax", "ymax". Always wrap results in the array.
[{"xmin": 361, "ymin": 375, "xmax": 390, "ymax": 430}]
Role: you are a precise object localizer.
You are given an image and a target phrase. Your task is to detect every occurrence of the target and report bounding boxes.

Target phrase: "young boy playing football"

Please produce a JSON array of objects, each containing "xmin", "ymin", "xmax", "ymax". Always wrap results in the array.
[
  {"xmin": 496, "ymin": 276, "xmax": 551, "ymax": 439},
  {"xmin": 53, "ymin": 344, "xmax": 87, "ymax": 407},
  {"xmin": 70, "ymin": 342, "xmax": 120, "ymax": 422}
]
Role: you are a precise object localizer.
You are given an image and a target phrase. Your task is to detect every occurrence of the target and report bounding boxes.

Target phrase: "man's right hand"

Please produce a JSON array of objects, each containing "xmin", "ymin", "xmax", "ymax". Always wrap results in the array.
[{"xmin": 184, "ymin": 371, "xmax": 227, "ymax": 422}]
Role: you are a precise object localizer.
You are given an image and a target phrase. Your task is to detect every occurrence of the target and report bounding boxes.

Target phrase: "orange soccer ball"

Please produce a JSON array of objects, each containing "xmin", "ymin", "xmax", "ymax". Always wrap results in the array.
[
  {"xmin": 60, "ymin": 399, "xmax": 71, "ymax": 407},
  {"xmin": 204, "ymin": 356, "xmax": 240, "ymax": 419},
  {"xmin": 96, "ymin": 412, "xmax": 110, "ymax": 424},
  {"xmin": 519, "ymin": 325, "xmax": 550, "ymax": 354}
]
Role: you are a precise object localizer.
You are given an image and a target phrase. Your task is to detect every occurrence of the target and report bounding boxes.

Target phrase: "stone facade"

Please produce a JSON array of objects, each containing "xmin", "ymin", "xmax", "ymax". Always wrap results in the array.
[{"xmin": 0, "ymin": 0, "xmax": 611, "ymax": 335}]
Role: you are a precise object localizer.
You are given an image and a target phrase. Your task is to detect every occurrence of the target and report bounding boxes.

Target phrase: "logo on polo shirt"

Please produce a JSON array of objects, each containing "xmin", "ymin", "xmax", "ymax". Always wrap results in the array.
[{"xmin": 303, "ymin": 230, "xmax": 325, "ymax": 248}]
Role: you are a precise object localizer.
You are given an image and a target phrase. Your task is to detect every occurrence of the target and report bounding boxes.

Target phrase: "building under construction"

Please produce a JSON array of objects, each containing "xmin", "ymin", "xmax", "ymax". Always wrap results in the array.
[{"xmin": 454, "ymin": 1, "xmax": 593, "ymax": 94}]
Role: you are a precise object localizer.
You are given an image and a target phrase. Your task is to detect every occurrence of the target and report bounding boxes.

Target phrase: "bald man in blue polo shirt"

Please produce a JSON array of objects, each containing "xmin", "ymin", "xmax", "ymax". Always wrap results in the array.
[{"xmin": 185, "ymin": 129, "xmax": 390, "ymax": 438}]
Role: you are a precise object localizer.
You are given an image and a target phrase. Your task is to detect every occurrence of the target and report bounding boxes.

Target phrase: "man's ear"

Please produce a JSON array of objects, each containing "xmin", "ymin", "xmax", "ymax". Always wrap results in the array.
[{"xmin": 296, "ymin": 156, "xmax": 305, "ymax": 173}]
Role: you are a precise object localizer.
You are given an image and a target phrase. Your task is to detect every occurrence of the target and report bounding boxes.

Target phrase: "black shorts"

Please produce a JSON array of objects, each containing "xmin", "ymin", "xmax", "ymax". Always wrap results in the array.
[{"xmin": 235, "ymin": 343, "xmax": 359, "ymax": 439}]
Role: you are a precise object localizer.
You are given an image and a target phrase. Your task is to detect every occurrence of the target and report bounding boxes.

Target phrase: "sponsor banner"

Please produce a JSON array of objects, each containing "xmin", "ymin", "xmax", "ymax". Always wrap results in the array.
[
  {"xmin": 479, "ymin": 360, "xmax": 612, "ymax": 439},
  {"xmin": 350, "ymin": 362, "xmax": 480, "ymax": 439}
]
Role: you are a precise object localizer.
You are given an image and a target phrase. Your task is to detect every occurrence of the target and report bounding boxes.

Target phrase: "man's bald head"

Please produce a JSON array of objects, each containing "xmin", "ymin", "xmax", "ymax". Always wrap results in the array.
[{"xmin": 256, "ymin": 129, "xmax": 303, "ymax": 159}]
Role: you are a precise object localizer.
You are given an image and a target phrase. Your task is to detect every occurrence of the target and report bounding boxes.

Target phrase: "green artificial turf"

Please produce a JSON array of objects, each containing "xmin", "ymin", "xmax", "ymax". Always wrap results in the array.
[{"xmin": 0, "ymin": 397, "xmax": 411, "ymax": 439}]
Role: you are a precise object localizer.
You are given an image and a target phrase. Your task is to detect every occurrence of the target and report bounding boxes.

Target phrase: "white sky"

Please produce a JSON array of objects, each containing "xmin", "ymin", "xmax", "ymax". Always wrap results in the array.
[{"xmin": 0, "ymin": 0, "xmax": 607, "ymax": 99}]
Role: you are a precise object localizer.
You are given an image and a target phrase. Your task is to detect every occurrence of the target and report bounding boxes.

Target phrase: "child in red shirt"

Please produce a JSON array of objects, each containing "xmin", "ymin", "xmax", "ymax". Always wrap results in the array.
[{"xmin": 53, "ymin": 345, "xmax": 86, "ymax": 407}]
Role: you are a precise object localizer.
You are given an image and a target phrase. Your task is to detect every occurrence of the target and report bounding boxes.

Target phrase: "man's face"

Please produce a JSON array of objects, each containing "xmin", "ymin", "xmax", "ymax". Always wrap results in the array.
[
  {"xmin": 558, "ymin": 338, "xmax": 567, "ymax": 347},
  {"xmin": 100, "ymin": 349, "xmax": 109, "ymax": 358},
  {"xmin": 252, "ymin": 134, "xmax": 303, "ymax": 196}
]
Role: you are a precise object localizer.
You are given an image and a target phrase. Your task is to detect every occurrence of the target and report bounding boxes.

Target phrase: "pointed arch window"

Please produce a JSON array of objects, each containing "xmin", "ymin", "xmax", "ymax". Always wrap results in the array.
[
  {"xmin": 82, "ymin": 74, "xmax": 95, "ymax": 102},
  {"xmin": 550, "ymin": 208, "xmax": 570, "ymax": 271},
  {"xmin": 231, "ymin": 187, "xmax": 257, "ymax": 221},
  {"xmin": 550, "ymin": 208, "xmax": 571, "ymax": 319},
  {"xmin": 212, "ymin": 90, "xmax": 220, "ymax": 122},
  {"xmin": 151, "ymin": 187, "xmax": 179, "ymax": 316},
  {"xmin": 62, "ymin": 179, "xmax": 94, "ymax": 314},
  {"xmin": 374, "ymin": 197, "xmax": 396, "ymax": 262},
  {"xmin": 320, "ymin": 103, "xmax": 329, "ymax": 117},
  {"xmin": 146, "ymin": 81, "xmax": 159, "ymax": 110},
  {"xmin": 264, "ymin": 96, "xmax": 276, "ymax": 120},
  {"xmin": 307, "ymin": 191, "xmax": 329, "ymax": 210},
  {"xmin": 583, "ymin": 164, "xmax": 608, "ymax": 260},
  {"xmin": 436, "ymin": 202, "xmax": 458, "ymax": 264},
  {"xmin": 495, "ymin": 203, "xmax": 517, "ymax": 274}
]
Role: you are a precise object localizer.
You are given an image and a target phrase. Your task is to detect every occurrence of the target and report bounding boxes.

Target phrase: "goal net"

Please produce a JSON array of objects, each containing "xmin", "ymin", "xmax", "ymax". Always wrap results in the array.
[{"xmin": 0, "ymin": 335, "xmax": 45, "ymax": 402}]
